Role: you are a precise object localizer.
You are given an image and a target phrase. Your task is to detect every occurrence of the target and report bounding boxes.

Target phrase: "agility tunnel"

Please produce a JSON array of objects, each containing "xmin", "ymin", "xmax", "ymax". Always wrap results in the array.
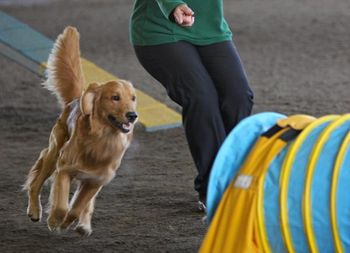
[{"xmin": 200, "ymin": 112, "xmax": 350, "ymax": 253}]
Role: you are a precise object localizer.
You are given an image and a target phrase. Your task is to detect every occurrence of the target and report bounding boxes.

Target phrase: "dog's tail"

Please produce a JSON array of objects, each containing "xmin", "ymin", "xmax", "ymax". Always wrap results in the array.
[{"xmin": 44, "ymin": 26, "xmax": 85, "ymax": 107}]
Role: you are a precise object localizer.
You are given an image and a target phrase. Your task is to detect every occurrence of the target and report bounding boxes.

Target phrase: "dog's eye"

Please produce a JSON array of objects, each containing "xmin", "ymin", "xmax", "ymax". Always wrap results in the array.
[
  {"xmin": 112, "ymin": 95, "xmax": 120, "ymax": 101},
  {"xmin": 132, "ymin": 95, "xmax": 136, "ymax": 101}
]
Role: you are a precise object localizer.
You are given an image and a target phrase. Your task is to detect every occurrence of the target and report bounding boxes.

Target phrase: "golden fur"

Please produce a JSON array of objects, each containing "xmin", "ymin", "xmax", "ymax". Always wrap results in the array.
[{"xmin": 24, "ymin": 26, "xmax": 138, "ymax": 236}]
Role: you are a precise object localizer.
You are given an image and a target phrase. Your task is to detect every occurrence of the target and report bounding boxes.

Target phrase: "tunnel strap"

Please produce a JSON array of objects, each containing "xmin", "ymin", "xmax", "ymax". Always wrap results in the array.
[{"xmin": 277, "ymin": 114, "xmax": 316, "ymax": 130}]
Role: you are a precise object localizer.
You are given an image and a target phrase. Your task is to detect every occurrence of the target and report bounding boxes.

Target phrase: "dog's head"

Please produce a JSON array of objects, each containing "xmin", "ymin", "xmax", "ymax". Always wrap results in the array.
[{"xmin": 80, "ymin": 80, "xmax": 138, "ymax": 134}]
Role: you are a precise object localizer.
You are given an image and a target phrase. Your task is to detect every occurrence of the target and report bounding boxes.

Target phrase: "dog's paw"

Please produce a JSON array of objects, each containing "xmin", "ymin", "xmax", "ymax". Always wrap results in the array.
[
  {"xmin": 47, "ymin": 208, "xmax": 66, "ymax": 231},
  {"xmin": 75, "ymin": 224, "xmax": 92, "ymax": 237},
  {"xmin": 59, "ymin": 211, "xmax": 78, "ymax": 230},
  {"xmin": 27, "ymin": 203, "xmax": 42, "ymax": 222}
]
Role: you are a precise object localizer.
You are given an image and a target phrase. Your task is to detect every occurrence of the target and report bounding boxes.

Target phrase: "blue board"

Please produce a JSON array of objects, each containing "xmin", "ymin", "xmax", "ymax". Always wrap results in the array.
[{"xmin": 0, "ymin": 11, "xmax": 53, "ymax": 66}]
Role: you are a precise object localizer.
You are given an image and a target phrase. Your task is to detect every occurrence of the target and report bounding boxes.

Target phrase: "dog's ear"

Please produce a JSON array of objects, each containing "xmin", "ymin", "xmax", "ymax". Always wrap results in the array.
[{"xmin": 80, "ymin": 83, "xmax": 99, "ymax": 116}]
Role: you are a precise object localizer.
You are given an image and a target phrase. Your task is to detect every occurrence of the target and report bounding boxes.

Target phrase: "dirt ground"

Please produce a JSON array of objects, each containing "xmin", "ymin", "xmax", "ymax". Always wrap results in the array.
[{"xmin": 0, "ymin": 0, "xmax": 349, "ymax": 252}]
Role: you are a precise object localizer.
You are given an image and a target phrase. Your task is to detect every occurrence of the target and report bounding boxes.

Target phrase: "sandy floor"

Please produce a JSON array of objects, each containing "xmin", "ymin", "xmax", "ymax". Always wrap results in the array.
[{"xmin": 0, "ymin": 0, "xmax": 349, "ymax": 252}]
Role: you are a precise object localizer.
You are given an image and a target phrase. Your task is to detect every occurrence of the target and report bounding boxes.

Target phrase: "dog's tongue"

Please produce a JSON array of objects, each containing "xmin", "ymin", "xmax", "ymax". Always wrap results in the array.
[{"xmin": 122, "ymin": 122, "xmax": 131, "ymax": 130}]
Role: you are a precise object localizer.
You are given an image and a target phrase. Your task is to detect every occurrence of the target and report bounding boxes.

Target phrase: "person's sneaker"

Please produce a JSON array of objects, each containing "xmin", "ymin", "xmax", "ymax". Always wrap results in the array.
[
  {"xmin": 198, "ymin": 195, "xmax": 207, "ymax": 213},
  {"xmin": 198, "ymin": 200, "xmax": 207, "ymax": 213}
]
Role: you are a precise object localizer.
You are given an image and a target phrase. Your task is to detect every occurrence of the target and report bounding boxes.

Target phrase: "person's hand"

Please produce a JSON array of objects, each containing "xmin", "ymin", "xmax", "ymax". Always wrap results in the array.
[{"xmin": 173, "ymin": 4, "xmax": 195, "ymax": 27}]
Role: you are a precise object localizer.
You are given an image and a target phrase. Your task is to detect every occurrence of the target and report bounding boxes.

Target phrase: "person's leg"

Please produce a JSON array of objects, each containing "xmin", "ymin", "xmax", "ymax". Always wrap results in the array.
[
  {"xmin": 197, "ymin": 40, "xmax": 254, "ymax": 134},
  {"xmin": 134, "ymin": 42, "xmax": 226, "ymax": 200}
]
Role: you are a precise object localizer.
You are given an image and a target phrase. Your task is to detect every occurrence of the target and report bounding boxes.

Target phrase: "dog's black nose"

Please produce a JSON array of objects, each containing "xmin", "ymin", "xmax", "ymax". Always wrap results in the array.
[{"xmin": 126, "ymin": 112, "xmax": 138, "ymax": 123}]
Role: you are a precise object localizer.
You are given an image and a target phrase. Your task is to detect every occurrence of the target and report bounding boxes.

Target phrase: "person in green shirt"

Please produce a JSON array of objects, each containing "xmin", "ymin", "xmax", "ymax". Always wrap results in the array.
[{"xmin": 130, "ymin": 0, "xmax": 254, "ymax": 212}]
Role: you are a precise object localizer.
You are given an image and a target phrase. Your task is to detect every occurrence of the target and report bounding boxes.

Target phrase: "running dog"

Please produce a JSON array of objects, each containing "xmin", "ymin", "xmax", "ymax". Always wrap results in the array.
[{"xmin": 24, "ymin": 26, "xmax": 138, "ymax": 236}]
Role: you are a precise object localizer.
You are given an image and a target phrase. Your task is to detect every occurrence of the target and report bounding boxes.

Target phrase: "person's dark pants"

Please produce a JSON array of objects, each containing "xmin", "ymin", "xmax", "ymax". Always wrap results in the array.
[{"xmin": 134, "ymin": 40, "xmax": 254, "ymax": 200}]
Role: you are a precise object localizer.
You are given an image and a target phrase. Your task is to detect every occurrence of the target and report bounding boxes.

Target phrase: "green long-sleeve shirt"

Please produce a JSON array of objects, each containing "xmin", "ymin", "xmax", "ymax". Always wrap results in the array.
[{"xmin": 130, "ymin": 0, "xmax": 232, "ymax": 46}]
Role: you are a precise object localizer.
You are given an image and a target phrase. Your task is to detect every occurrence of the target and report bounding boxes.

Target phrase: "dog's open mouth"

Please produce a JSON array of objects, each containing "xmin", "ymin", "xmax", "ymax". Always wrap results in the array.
[{"xmin": 108, "ymin": 115, "xmax": 132, "ymax": 133}]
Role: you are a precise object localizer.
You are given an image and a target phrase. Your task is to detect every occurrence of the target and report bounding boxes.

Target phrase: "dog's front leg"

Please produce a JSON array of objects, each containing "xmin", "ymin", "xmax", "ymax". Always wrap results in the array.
[
  {"xmin": 74, "ymin": 195, "xmax": 97, "ymax": 236},
  {"xmin": 47, "ymin": 169, "xmax": 71, "ymax": 231},
  {"xmin": 59, "ymin": 182, "xmax": 101, "ymax": 232}
]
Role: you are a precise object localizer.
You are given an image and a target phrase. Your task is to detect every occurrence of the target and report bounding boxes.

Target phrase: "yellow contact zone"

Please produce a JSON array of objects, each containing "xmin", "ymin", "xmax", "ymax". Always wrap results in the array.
[
  {"xmin": 330, "ymin": 116, "xmax": 350, "ymax": 253},
  {"xmin": 303, "ymin": 115, "xmax": 350, "ymax": 253},
  {"xmin": 39, "ymin": 59, "xmax": 182, "ymax": 131},
  {"xmin": 279, "ymin": 115, "xmax": 339, "ymax": 253}
]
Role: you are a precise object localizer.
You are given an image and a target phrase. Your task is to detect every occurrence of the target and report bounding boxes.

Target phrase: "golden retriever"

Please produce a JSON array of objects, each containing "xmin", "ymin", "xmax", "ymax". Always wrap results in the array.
[{"xmin": 23, "ymin": 26, "xmax": 138, "ymax": 236}]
